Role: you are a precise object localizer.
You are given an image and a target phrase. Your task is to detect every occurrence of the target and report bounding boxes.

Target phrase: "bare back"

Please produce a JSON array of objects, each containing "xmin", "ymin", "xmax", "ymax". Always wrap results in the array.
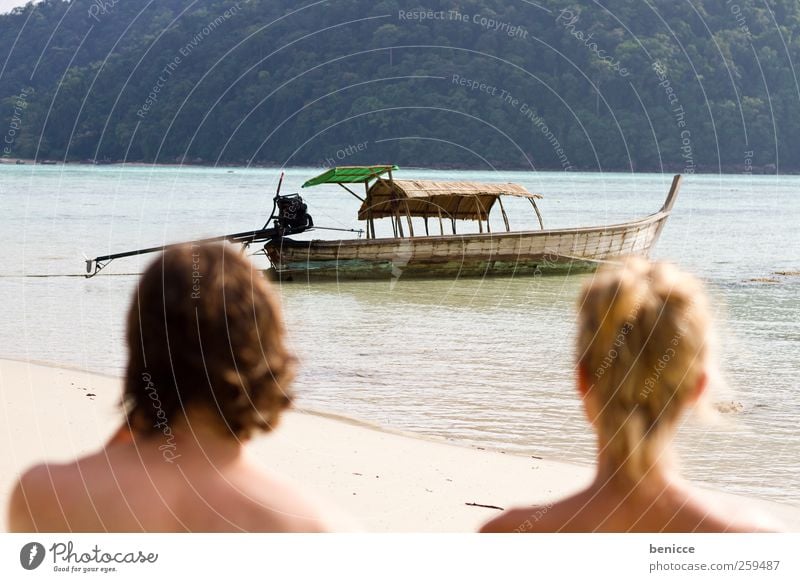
[{"xmin": 9, "ymin": 436, "xmax": 353, "ymax": 533}]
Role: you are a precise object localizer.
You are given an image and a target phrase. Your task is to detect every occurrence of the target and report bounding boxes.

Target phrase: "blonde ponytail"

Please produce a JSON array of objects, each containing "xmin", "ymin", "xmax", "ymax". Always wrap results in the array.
[{"xmin": 577, "ymin": 258, "xmax": 710, "ymax": 480}]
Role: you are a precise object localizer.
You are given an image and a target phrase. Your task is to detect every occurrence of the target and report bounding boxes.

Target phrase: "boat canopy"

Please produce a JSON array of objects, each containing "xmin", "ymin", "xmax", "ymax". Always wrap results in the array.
[
  {"xmin": 358, "ymin": 179, "xmax": 542, "ymax": 221},
  {"xmin": 302, "ymin": 165, "xmax": 398, "ymax": 187}
]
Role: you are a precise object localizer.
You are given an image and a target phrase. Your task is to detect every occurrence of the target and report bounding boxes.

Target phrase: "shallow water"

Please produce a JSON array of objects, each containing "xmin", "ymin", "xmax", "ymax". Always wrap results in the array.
[{"xmin": 0, "ymin": 165, "xmax": 797, "ymax": 503}]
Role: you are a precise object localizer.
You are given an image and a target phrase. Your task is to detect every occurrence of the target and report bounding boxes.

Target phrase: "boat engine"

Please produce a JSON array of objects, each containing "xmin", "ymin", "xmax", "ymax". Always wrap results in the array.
[{"xmin": 275, "ymin": 193, "xmax": 314, "ymax": 232}]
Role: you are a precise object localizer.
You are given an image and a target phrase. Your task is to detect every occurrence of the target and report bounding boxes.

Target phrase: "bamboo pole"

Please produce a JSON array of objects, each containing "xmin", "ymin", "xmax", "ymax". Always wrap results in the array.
[
  {"xmin": 476, "ymin": 196, "xmax": 483, "ymax": 233},
  {"xmin": 365, "ymin": 182, "xmax": 374, "ymax": 239},
  {"xmin": 404, "ymin": 200, "xmax": 414, "ymax": 237},
  {"xmin": 497, "ymin": 196, "xmax": 510, "ymax": 232},
  {"xmin": 476, "ymin": 196, "xmax": 491, "ymax": 233},
  {"xmin": 338, "ymin": 183, "xmax": 364, "ymax": 201},
  {"xmin": 396, "ymin": 205, "xmax": 404, "ymax": 237},
  {"xmin": 529, "ymin": 198, "xmax": 544, "ymax": 230}
]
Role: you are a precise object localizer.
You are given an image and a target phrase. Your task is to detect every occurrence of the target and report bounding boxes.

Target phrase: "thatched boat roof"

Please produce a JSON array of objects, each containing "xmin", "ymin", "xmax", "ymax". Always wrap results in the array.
[{"xmin": 358, "ymin": 179, "xmax": 542, "ymax": 220}]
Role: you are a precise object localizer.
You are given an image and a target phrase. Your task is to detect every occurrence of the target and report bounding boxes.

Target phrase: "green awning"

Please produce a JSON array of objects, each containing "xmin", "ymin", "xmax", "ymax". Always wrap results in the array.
[{"xmin": 302, "ymin": 165, "xmax": 398, "ymax": 188}]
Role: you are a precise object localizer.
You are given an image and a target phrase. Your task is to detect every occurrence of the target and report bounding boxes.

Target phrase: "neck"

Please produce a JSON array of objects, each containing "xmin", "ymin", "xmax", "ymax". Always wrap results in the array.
[
  {"xmin": 592, "ymin": 433, "xmax": 683, "ymax": 495},
  {"xmin": 131, "ymin": 408, "xmax": 246, "ymax": 464}
]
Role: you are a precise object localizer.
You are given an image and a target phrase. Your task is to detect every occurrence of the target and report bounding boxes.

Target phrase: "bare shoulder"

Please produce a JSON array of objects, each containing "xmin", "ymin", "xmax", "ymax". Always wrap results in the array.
[
  {"xmin": 219, "ymin": 462, "xmax": 360, "ymax": 532},
  {"xmin": 263, "ymin": 476, "xmax": 361, "ymax": 532},
  {"xmin": 8, "ymin": 462, "xmax": 73, "ymax": 532},
  {"xmin": 479, "ymin": 503, "xmax": 562, "ymax": 533},
  {"xmin": 254, "ymin": 481, "xmax": 359, "ymax": 532},
  {"xmin": 8, "ymin": 448, "xmax": 117, "ymax": 532},
  {"xmin": 690, "ymin": 489, "xmax": 787, "ymax": 533}
]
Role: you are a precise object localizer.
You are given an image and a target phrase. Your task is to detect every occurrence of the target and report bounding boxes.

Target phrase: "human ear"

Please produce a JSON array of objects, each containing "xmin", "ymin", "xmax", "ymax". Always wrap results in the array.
[
  {"xmin": 688, "ymin": 371, "xmax": 708, "ymax": 404},
  {"xmin": 577, "ymin": 362, "xmax": 592, "ymax": 396},
  {"xmin": 577, "ymin": 363, "xmax": 600, "ymax": 425},
  {"xmin": 107, "ymin": 422, "xmax": 134, "ymax": 446}
]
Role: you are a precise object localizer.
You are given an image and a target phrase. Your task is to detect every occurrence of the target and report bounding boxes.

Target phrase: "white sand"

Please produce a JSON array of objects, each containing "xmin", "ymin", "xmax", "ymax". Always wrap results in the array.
[{"xmin": 1, "ymin": 358, "xmax": 798, "ymax": 532}]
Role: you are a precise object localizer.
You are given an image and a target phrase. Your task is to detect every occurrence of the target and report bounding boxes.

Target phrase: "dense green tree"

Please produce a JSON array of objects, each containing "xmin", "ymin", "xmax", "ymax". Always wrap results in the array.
[{"xmin": 0, "ymin": 0, "xmax": 797, "ymax": 171}]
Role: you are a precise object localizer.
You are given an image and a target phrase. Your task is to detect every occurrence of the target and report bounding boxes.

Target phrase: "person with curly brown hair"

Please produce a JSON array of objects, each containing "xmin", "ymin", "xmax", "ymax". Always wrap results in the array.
[{"xmin": 8, "ymin": 243, "xmax": 355, "ymax": 532}]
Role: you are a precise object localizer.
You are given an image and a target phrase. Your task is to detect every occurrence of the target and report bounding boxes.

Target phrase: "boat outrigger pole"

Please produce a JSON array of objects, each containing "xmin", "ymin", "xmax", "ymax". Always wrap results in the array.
[{"xmin": 85, "ymin": 172, "xmax": 316, "ymax": 278}]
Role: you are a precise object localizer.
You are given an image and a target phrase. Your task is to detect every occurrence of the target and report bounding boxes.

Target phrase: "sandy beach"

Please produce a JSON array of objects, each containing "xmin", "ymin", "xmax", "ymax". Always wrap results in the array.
[{"xmin": 1, "ymin": 357, "xmax": 798, "ymax": 532}]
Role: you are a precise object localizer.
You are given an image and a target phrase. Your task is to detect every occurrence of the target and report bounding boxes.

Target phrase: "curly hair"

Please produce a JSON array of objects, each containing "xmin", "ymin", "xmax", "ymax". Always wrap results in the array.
[{"xmin": 123, "ymin": 243, "xmax": 295, "ymax": 440}]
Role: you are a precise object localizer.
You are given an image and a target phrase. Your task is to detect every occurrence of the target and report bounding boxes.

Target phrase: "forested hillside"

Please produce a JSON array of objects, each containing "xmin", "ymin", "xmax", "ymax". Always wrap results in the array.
[{"xmin": 1, "ymin": 0, "xmax": 798, "ymax": 171}]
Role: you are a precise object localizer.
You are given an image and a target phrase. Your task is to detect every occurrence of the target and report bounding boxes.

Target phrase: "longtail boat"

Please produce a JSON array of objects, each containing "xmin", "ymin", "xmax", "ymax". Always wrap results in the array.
[
  {"xmin": 85, "ymin": 167, "xmax": 681, "ymax": 281},
  {"xmin": 264, "ymin": 167, "xmax": 681, "ymax": 280}
]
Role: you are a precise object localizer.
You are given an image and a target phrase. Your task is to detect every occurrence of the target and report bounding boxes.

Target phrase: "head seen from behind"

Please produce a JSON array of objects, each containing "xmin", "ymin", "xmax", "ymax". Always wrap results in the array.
[
  {"xmin": 123, "ymin": 243, "xmax": 295, "ymax": 441},
  {"xmin": 576, "ymin": 257, "xmax": 712, "ymax": 481}
]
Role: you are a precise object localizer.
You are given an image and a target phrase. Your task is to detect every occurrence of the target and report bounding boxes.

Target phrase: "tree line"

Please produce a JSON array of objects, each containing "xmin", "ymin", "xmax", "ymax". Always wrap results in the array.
[{"xmin": 1, "ymin": 0, "xmax": 797, "ymax": 172}]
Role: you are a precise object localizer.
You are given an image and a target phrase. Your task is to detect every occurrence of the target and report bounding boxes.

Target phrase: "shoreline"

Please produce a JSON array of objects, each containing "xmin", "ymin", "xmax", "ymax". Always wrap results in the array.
[
  {"xmin": 0, "ymin": 355, "xmax": 567, "ymax": 458},
  {"xmin": 1, "ymin": 357, "xmax": 799, "ymax": 532},
  {"xmin": 0, "ymin": 158, "xmax": 787, "ymax": 175}
]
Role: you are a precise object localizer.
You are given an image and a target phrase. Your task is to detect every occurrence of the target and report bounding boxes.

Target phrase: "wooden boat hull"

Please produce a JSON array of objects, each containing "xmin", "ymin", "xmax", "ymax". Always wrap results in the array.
[{"xmin": 265, "ymin": 176, "xmax": 680, "ymax": 281}]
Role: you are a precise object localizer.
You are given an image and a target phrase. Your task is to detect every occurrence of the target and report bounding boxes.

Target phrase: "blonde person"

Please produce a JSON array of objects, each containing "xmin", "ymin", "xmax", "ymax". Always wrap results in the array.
[
  {"xmin": 9, "ymin": 243, "xmax": 355, "ymax": 532},
  {"xmin": 481, "ymin": 258, "xmax": 780, "ymax": 533}
]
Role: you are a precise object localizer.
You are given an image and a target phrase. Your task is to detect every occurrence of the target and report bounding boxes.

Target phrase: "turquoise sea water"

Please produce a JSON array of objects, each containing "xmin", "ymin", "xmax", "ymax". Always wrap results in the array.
[{"xmin": 0, "ymin": 165, "xmax": 798, "ymax": 504}]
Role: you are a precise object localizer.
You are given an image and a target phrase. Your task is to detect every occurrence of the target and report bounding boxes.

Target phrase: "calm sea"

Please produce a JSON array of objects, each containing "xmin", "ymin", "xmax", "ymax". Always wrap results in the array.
[{"xmin": 0, "ymin": 165, "xmax": 798, "ymax": 504}]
